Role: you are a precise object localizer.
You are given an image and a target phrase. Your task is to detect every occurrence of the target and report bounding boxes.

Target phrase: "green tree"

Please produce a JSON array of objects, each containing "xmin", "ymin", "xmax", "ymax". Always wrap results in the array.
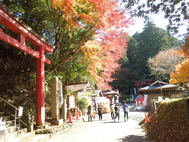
[
  {"xmin": 129, "ymin": 21, "xmax": 180, "ymax": 78},
  {"xmin": 110, "ymin": 21, "xmax": 181, "ymax": 96},
  {"xmin": 76, "ymin": 97, "xmax": 88, "ymax": 111},
  {"xmin": 3, "ymin": 0, "xmax": 51, "ymax": 36},
  {"xmin": 110, "ymin": 67, "xmax": 135, "ymax": 95},
  {"xmin": 127, "ymin": 37, "xmax": 139, "ymax": 67}
]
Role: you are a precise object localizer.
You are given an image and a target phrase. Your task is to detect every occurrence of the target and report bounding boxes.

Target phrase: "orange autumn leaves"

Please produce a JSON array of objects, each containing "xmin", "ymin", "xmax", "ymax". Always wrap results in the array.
[
  {"xmin": 170, "ymin": 37, "xmax": 189, "ymax": 84},
  {"xmin": 51, "ymin": 0, "xmax": 130, "ymax": 89},
  {"xmin": 51, "ymin": 0, "xmax": 95, "ymax": 27}
]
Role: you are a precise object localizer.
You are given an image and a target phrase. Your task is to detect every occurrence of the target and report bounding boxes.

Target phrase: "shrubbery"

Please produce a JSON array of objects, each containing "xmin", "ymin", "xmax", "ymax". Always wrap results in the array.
[
  {"xmin": 77, "ymin": 97, "xmax": 88, "ymax": 111},
  {"xmin": 140, "ymin": 97, "xmax": 189, "ymax": 142}
]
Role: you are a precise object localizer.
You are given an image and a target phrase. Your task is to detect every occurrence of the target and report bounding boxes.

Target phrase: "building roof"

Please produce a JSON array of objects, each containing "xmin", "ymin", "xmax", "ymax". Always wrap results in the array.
[
  {"xmin": 101, "ymin": 89, "xmax": 120, "ymax": 97},
  {"xmin": 66, "ymin": 83, "xmax": 93, "ymax": 92},
  {"xmin": 149, "ymin": 80, "xmax": 168, "ymax": 86},
  {"xmin": 139, "ymin": 80, "xmax": 179, "ymax": 93}
]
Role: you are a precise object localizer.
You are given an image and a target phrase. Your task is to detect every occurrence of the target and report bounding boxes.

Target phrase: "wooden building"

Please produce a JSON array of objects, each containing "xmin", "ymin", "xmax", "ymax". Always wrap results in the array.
[
  {"xmin": 65, "ymin": 83, "xmax": 93, "ymax": 117},
  {"xmin": 101, "ymin": 89, "xmax": 120, "ymax": 104},
  {"xmin": 139, "ymin": 80, "xmax": 182, "ymax": 108}
]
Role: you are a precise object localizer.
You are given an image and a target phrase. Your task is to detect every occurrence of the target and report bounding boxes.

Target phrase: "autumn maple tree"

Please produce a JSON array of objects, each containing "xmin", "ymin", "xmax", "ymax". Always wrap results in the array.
[
  {"xmin": 170, "ymin": 37, "xmax": 189, "ymax": 85},
  {"xmin": 51, "ymin": 0, "xmax": 131, "ymax": 89}
]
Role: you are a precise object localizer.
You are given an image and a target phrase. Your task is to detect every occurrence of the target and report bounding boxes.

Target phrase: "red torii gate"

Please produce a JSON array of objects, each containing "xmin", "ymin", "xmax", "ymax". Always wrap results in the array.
[
  {"xmin": 0, "ymin": 6, "xmax": 53, "ymax": 126},
  {"xmin": 134, "ymin": 79, "xmax": 154, "ymax": 94}
]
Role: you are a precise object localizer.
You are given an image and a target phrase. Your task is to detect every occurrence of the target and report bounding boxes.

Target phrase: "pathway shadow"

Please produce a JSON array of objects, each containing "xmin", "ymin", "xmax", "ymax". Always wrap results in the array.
[
  {"xmin": 129, "ymin": 106, "xmax": 149, "ymax": 113},
  {"xmin": 103, "ymin": 121, "xmax": 124, "ymax": 123},
  {"xmin": 118, "ymin": 135, "xmax": 149, "ymax": 142}
]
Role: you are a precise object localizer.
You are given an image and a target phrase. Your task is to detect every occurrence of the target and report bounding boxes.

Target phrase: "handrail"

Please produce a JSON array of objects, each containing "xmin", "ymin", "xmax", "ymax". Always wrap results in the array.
[
  {"xmin": 0, "ymin": 96, "xmax": 19, "ymax": 129},
  {"xmin": 0, "ymin": 96, "xmax": 18, "ymax": 110}
]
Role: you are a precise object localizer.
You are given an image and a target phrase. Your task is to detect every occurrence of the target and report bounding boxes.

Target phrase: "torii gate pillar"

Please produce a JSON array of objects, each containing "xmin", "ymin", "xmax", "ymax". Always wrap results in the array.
[
  {"xmin": 36, "ymin": 46, "xmax": 45, "ymax": 125},
  {"xmin": 0, "ymin": 6, "xmax": 53, "ymax": 126}
]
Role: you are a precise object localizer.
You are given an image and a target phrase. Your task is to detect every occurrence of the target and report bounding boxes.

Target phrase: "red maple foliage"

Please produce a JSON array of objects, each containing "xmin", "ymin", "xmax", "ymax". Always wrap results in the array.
[{"xmin": 52, "ymin": 0, "xmax": 131, "ymax": 89}]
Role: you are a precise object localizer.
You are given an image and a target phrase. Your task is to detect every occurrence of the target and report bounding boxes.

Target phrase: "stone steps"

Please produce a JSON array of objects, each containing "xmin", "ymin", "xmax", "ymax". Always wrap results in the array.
[
  {"xmin": 5, "ymin": 128, "xmax": 33, "ymax": 142},
  {"xmin": 0, "ymin": 111, "xmax": 30, "ymax": 142}
]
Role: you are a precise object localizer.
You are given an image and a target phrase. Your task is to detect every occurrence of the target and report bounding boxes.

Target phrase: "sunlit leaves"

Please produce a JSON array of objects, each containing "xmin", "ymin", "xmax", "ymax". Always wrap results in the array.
[
  {"xmin": 170, "ymin": 58, "xmax": 189, "ymax": 84},
  {"xmin": 170, "ymin": 37, "xmax": 189, "ymax": 84},
  {"xmin": 51, "ymin": 0, "xmax": 95, "ymax": 27}
]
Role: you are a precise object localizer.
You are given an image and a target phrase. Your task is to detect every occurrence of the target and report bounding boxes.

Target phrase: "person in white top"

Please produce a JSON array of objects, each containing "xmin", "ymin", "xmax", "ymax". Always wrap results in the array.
[{"xmin": 110, "ymin": 103, "xmax": 114, "ymax": 119}]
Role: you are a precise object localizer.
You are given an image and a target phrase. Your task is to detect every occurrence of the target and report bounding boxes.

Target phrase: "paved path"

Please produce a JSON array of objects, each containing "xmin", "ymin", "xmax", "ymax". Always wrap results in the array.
[{"xmin": 46, "ymin": 104, "xmax": 149, "ymax": 142}]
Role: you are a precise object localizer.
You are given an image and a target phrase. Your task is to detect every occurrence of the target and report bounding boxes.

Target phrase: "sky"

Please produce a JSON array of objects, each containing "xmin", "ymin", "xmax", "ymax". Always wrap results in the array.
[
  {"xmin": 127, "ymin": 13, "xmax": 168, "ymax": 35},
  {"xmin": 126, "ymin": 13, "xmax": 188, "ymax": 39},
  {"xmin": 117, "ymin": 0, "xmax": 189, "ymax": 40}
]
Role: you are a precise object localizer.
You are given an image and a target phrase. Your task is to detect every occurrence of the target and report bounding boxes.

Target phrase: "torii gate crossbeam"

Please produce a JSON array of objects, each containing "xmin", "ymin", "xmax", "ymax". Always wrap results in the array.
[{"xmin": 0, "ymin": 6, "xmax": 53, "ymax": 126}]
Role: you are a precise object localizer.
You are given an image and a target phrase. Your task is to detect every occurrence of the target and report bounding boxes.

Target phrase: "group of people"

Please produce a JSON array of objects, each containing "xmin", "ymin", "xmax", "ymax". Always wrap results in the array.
[
  {"xmin": 111, "ymin": 101, "xmax": 129, "ymax": 122},
  {"xmin": 87, "ymin": 104, "xmax": 103, "ymax": 121},
  {"xmin": 87, "ymin": 101, "xmax": 130, "ymax": 122},
  {"xmin": 111, "ymin": 101, "xmax": 130, "ymax": 122}
]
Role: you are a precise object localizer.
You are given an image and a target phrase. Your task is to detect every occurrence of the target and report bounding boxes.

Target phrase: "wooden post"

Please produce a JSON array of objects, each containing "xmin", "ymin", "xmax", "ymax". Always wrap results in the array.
[{"xmin": 185, "ymin": 99, "xmax": 189, "ymax": 121}]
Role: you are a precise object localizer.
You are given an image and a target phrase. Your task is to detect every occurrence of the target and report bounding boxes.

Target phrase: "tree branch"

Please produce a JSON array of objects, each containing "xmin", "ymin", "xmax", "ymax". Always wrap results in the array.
[{"xmin": 49, "ymin": 28, "xmax": 96, "ymax": 72}]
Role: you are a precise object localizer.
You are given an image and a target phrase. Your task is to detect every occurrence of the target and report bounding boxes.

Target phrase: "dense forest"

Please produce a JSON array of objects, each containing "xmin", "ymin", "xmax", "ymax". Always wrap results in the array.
[{"xmin": 110, "ymin": 21, "xmax": 183, "ymax": 99}]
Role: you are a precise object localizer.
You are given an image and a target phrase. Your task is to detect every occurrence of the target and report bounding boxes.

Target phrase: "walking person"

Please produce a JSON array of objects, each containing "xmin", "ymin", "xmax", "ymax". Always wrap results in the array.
[
  {"xmin": 122, "ymin": 101, "xmax": 129, "ymax": 122},
  {"xmin": 110, "ymin": 103, "xmax": 114, "ymax": 119},
  {"xmin": 87, "ymin": 105, "xmax": 92, "ymax": 121},
  {"xmin": 98, "ymin": 105, "xmax": 103, "ymax": 120},
  {"xmin": 114, "ymin": 103, "xmax": 120, "ymax": 121}
]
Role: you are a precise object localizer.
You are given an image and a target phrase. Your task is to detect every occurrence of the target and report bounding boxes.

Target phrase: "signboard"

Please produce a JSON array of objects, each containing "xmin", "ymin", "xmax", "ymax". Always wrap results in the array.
[
  {"xmin": 144, "ymin": 95, "xmax": 148, "ymax": 106},
  {"xmin": 158, "ymin": 96, "xmax": 163, "ymax": 101},
  {"xmin": 18, "ymin": 106, "xmax": 23, "ymax": 117},
  {"xmin": 153, "ymin": 101, "xmax": 157, "ymax": 110},
  {"xmin": 69, "ymin": 95, "xmax": 75, "ymax": 108}
]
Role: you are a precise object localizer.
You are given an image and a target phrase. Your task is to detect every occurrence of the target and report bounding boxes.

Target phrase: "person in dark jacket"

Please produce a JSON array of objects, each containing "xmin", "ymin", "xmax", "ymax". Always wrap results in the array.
[
  {"xmin": 98, "ymin": 105, "xmax": 103, "ymax": 120},
  {"xmin": 87, "ymin": 105, "xmax": 92, "ymax": 121},
  {"xmin": 114, "ymin": 103, "xmax": 120, "ymax": 121},
  {"xmin": 122, "ymin": 101, "xmax": 129, "ymax": 122}
]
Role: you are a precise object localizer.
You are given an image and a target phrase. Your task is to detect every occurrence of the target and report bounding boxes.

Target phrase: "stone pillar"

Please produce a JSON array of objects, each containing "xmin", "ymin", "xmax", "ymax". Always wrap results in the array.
[{"xmin": 51, "ymin": 77, "xmax": 63, "ymax": 125}]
